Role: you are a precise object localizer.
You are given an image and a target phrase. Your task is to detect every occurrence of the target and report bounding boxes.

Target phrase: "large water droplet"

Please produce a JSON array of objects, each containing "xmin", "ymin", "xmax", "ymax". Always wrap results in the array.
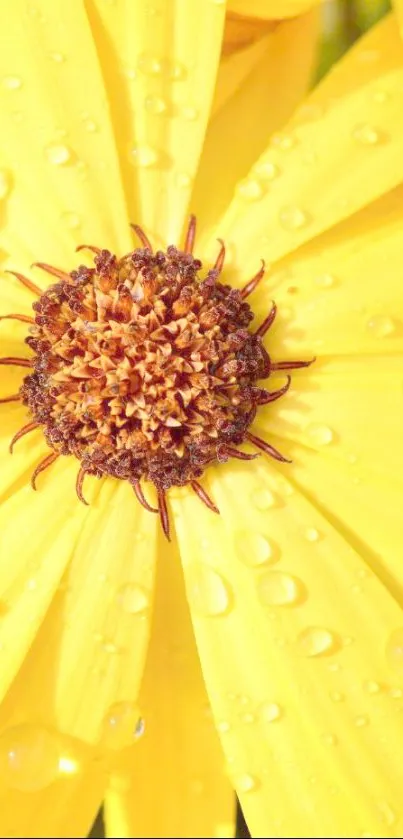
[
  {"xmin": 386, "ymin": 628, "xmax": 403, "ymax": 673},
  {"xmin": 236, "ymin": 531, "xmax": 277, "ymax": 567},
  {"xmin": 0, "ymin": 725, "xmax": 62, "ymax": 791},
  {"xmin": 366, "ymin": 315, "xmax": 396, "ymax": 339},
  {"xmin": 298, "ymin": 627, "xmax": 339, "ymax": 657},
  {"xmin": 231, "ymin": 772, "xmax": 259, "ymax": 793},
  {"xmin": 128, "ymin": 144, "xmax": 159, "ymax": 168},
  {"xmin": 306, "ymin": 423, "xmax": 334, "ymax": 446},
  {"xmin": 352, "ymin": 123, "xmax": 383, "ymax": 145},
  {"xmin": 250, "ymin": 488, "xmax": 279, "ymax": 510},
  {"xmin": 236, "ymin": 178, "xmax": 264, "ymax": 202},
  {"xmin": 187, "ymin": 562, "xmax": 231, "ymax": 617},
  {"xmin": 2, "ymin": 75, "xmax": 22, "ymax": 90},
  {"xmin": 257, "ymin": 570, "xmax": 304, "ymax": 607},
  {"xmin": 45, "ymin": 143, "xmax": 73, "ymax": 166},
  {"xmin": 0, "ymin": 169, "xmax": 11, "ymax": 200},
  {"xmin": 144, "ymin": 95, "xmax": 167, "ymax": 115},
  {"xmin": 279, "ymin": 206, "xmax": 309, "ymax": 231},
  {"xmin": 102, "ymin": 702, "xmax": 144, "ymax": 750},
  {"xmin": 259, "ymin": 702, "xmax": 282, "ymax": 723},
  {"xmin": 117, "ymin": 583, "xmax": 150, "ymax": 615}
]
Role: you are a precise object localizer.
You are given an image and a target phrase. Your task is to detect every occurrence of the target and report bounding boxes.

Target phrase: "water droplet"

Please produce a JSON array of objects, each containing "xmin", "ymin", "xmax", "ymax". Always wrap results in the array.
[
  {"xmin": 117, "ymin": 583, "xmax": 150, "ymax": 615},
  {"xmin": 178, "ymin": 105, "xmax": 199, "ymax": 121},
  {"xmin": 389, "ymin": 686, "xmax": 403, "ymax": 699},
  {"xmin": 128, "ymin": 144, "xmax": 159, "ymax": 168},
  {"xmin": 257, "ymin": 570, "xmax": 304, "ymax": 607},
  {"xmin": 144, "ymin": 95, "xmax": 167, "ymax": 115},
  {"xmin": 236, "ymin": 178, "xmax": 264, "ymax": 202},
  {"xmin": 122, "ymin": 66, "xmax": 136, "ymax": 80},
  {"xmin": 366, "ymin": 315, "xmax": 395, "ymax": 338},
  {"xmin": 298, "ymin": 627, "xmax": 339, "ymax": 657},
  {"xmin": 352, "ymin": 123, "xmax": 383, "ymax": 145},
  {"xmin": 2, "ymin": 75, "xmax": 22, "ymax": 90},
  {"xmin": 0, "ymin": 725, "xmax": 62, "ymax": 791},
  {"xmin": 363, "ymin": 680, "xmax": 381, "ymax": 694},
  {"xmin": 259, "ymin": 702, "xmax": 282, "ymax": 723},
  {"xmin": 217, "ymin": 720, "xmax": 231, "ymax": 733},
  {"xmin": 169, "ymin": 61, "xmax": 187, "ymax": 81},
  {"xmin": 61, "ymin": 211, "xmax": 81, "ymax": 230},
  {"xmin": 48, "ymin": 52, "xmax": 65, "ymax": 63},
  {"xmin": 305, "ymin": 527, "xmax": 320, "ymax": 542},
  {"xmin": 271, "ymin": 133, "xmax": 296, "ymax": 150},
  {"xmin": 386, "ymin": 628, "xmax": 403, "ymax": 672},
  {"xmin": 45, "ymin": 143, "xmax": 73, "ymax": 166},
  {"xmin": 26, "ymin": 578, "xmax": 37, "ymax": 591},
  {"xmin": 240, "ymin": 712, "xmax": 255, "ymax": 724},
  {"xmin": 377, "ymin": 800, "xmax": 396, "ymax": 827},
  {"xmin": 175, "ymin": 172, "xmax": 192, "ymax": 189},
  {"xmin": 231, "ymin": 773, "xmax": 259, "ymax": 793},
  {"xmin": 354, "ymin": 714, "xmax": 369, "ymax": 727},
  {"xmin": 83, "ymin": 118, "xmax": 98, "ymax": 133},
  {"xmin": 236, "ymin": 531, "xmax": 277, "ymax": 567},
  {"xmin": 329, "ymin": 691, "xmax": 345, "ymax": 702},
  {"xmin": 315, "ymin": 273, "xmax": 336, "ymax": 289},
  {"xmin": 137, "ymin": 53, "xmax": 162, "ymax": 75},
  {"xmin": 306, "ymin": 423, "xmax": 334, "ymax": 446},
  {"xmin": 186, "ymin": 562, "xmax": 231, "ymax": 617},
  {"xmin": 102, "ymin": 702, "xmax": 144, "ymax": 750},
  {"xmin": 250, "ymin": 488, "xmax": 279, "ymax": 510},
  {"xmin": 103, "ymin": 640, "xmax": 119, "ymax": 654},
  {"xmin": 0, "ymin": 169, "xmax": 11, "ymax": 200},
  {"xmin": 253, "ymin": 160, "xmax": 279, "ymax": 180},
  {"xmin": 322, "ymin": 733, "xmax": 338, "ymax": 746},
  {"xmin": 279, "ymin": 206, "xmax": 310, "ymax": 231}
]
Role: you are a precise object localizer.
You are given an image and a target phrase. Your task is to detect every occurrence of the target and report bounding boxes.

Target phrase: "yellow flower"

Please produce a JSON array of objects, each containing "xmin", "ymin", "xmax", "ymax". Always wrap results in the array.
[{"xmin": 1, "ymin": 2, "xmax": 403, "ymax": 839}]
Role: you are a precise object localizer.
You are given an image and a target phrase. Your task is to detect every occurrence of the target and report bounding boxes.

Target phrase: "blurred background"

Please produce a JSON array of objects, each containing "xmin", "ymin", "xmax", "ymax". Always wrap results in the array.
[{"xmin": 88, "ymin": 1, "xmax": 391, "ymax": 837}]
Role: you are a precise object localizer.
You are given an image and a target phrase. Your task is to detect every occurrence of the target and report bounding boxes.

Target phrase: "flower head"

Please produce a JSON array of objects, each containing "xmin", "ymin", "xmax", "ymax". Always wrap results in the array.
[{"xmin": 1, "ymin": 2, "xmax": 403, "ymax": 839}]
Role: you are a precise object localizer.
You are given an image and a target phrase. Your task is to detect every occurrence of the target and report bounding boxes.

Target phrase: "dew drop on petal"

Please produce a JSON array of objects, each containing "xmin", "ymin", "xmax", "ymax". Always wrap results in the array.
[
  {"xmin": 0, "ymin": 170, "xmax": 11, "ymax": 200},
  {"xmin": 102, "ymin": 702, "xmax": 144, "ymax": 750},
  {"xmin": 144, "ymin": 95, "xmax": 167, "ymax": 115},
  {"xmin": 315, "ymin": 273, "xmax": 336, "ymax": 289},
  {"xmin": 298, "ymin": 627, "xmax": 339, "ymax": 657},
  {"xmin": 128, "ymin": 144, "xmax": 159, "ymax": 168},
  {"xmin": 231, "ymin": 773, "xmax": 259, "ymax": 793},
  {"xmin": 354, "ymin": 715, "xmax": 369, "ymax": 728},
  {"xmin": 329, "ymin": 691, "xmax": 345, "ymax": 703},
  {"xmin": 363, "ymin": 680, "xmax": 381, "ymax": 694},
  {"xmin": 250, "ymin": 488, "xmax": 279, "ymax": 510},
  {"xmin": 2, "ymin": 75, "xmax": 22, "ymax": 90},
  {"xmin": 278, "ymin": 206, "xmax": 310, "ymax": 231},
  {"xmin": 385, "ymin": 628, "xmax": 403, "ymax": 673},
  {"xmin": 306, "ymin": 423, "xmax": 334, "ymax": 446},
  {"xmin": 377, "ymin": 801, "xmax": 397, "ymax": 827},
  {"xmin": 178, "ymin": 105, "xmax": 199, "ymax": 121},
  {"xmin": 186, "ymin": 562, "xmax": 232, "ymax": 617},
  {"xmin": 217, "ymin": 720, "xmax": 231, "ymax": 733},
  {"xmin": 322, "ymin": 733, "xmax": 338, "ymax": 747},
  {"xmin": 48, "ymin": 52, "xmax": 65, "ymax": 63},
  {"xmin": 175, "ymin": 172, "xmax": 192, "ymax": 189},
  {"xmin": 257, "ymin": 571, "xmax": 304, "ymax": 607},
  {"xmin": 352, "ymin": 123, "xmax": 383, "ymax": 145},
  {"xmin": 253, "ymin": 160, "xmax": 279, "ymax": 180},
  {"xmin": 259, "ymin": 702, "xmax": 282, "ymax": 723},
  {"xmin": 61, "ymin": 211, "xmax": 81, "ymax": 230},
  {"xmin": 366, "ymin": 315, "xmax": 395, "ymax": 338},
  {"xmin": 0, "ymin": 725, "xmax": 62, "ymax": 791},
  {"xmin": 45, "ymin": 143, "xmax": 73, "ymax": 166},
  {"xmin": 137, "ymin": 53, "xmax": 162, "ymax": 75},
  {"xmin": 117, "ymin": 583, "xmax": 150, "ymax": 615},
  {"xmin": 271, "ymin": 133, "xmax": 296, "ymax": 150},
  {"xmin": 83, "ymin": 118, "xmax": 98, "ymax": 133},
  {"xmin": 236, "ymin": 531, "xmax": 276, "ymax": 566},
  {"xmin": 236, "ymin": 178, "xmax": 264, "ymax": 202},
  {"xmin": 304, "ymin": 527, "xmax": 320, "ymax": 542}
]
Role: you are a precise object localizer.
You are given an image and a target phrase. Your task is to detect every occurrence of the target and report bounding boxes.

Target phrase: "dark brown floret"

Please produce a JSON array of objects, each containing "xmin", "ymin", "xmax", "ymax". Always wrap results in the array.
[{"xmin": 1, "ymin": 217, "xmax": 314, "ymax": 537}]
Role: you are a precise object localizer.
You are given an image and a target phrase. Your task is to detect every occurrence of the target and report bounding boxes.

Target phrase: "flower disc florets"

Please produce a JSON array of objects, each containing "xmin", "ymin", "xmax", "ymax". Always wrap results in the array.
[{"xmin": 20, "ymin": 244, "xmax": 271, "ymax": 492}]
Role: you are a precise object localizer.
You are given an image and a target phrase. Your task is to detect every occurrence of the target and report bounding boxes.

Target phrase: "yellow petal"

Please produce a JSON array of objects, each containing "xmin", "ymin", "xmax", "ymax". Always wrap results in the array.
[
  {"xmin": 1, "ymin": 479, "xmax": 158, "ymax": 744},
  {"xmin": 393, "ymin": 0, "xmax": 403, "ymax": 36},
  {"xmin": 203, "ymin": 13, "xmax": 403, "ymax": 276},
  {"xmin": 85, "ymin": 0, "xmax": 225, "ymax": 245},
  {"xmin": 0, "ymin": 752, "xmax": 104, "ymax": 839},
  {"xmin": 0, "ymin": 0, "xmax": 131, "ymax": 270},
  {"xmin": 227, "ymin": 0, "xmax": 322, "ymax": 18},
  {"xmin": 194, "ymin": 10, "xmax": 320, "ymax": 237},
  {"xmin": 104, "ymin": 534, "xmax": 234, "ymax": 839},
  {"xmin": 173, "ymin": 465, "xmax": 403, "ymax": 837},
  {"xmin": 0, "ymin": 460, "xmax": 93, "ymax": 702}
]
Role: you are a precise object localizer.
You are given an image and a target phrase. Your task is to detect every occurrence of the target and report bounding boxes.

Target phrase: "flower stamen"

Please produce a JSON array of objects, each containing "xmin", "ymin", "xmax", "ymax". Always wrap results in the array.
[
  {"xmin": 0, "ymin": 357, "xmax": 33, "ymax": 368},
  {"xmin": 9, "ymin": 420, "xmax": 39, "ymax": 453},
  {"xmin": 132, "ymin": 480, "xmax": 159, "ymax": 514},
  {"xmin": 0, "ymin": 314, "xmax": 35, "ymax": 325},
  {"xmin": 240, "ymin": 259, "xmax": 266, "ymax": 299},
  {"xmin": 130, "ymin": 223, "xmax": 153, "ymax": 252},
  {"xmin": 190, "ymin": 480, "xmax": 220, "ymax": 515},
  {"xmin": 76, "ymin": 466, "xmax": 89, "ymax": 506},
  {"xmin": 5, "ymin": 270, "xmax": 42, "ymax": 296},
  {"xmin": 30, "ymin": 451, "xmax": 59, "ymax": 490}
]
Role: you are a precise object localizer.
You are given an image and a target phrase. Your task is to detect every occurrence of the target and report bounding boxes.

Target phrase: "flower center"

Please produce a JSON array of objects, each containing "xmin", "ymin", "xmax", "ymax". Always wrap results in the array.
[{"xmin": 1, "ymin": 217, "xmax": 313, "ymax": 538}]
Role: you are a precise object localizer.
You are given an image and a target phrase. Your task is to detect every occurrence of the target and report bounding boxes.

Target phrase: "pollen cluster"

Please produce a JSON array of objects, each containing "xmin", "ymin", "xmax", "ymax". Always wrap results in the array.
[{"xmin": 2, "ymin": 218, "xmax": 312, "ymax": 537}]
